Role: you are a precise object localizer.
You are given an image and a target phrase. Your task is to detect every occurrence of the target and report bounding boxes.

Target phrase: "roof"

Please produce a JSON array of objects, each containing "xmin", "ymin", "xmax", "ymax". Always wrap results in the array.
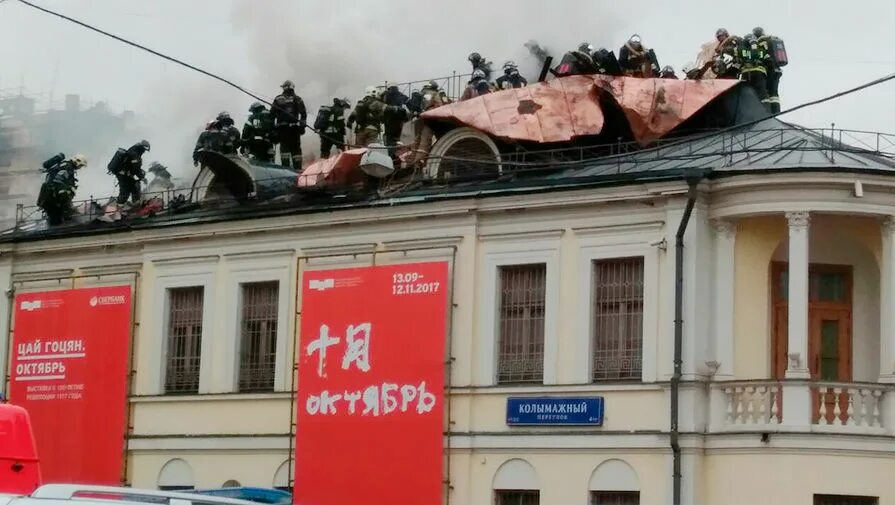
[
  {"xmin": 421, "ymin": 75, "xmax": 739, "ymax": 145},
  {"xmin": 545, "ymin": 119, "xmax": 895, "ymax": 180},
  {"xmin": 5, "ymin": 120, "xmax": 895, "ymax": 244}
]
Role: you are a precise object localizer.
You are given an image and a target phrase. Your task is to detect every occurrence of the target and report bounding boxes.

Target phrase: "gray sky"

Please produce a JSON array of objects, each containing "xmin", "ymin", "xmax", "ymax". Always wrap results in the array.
[{"xmin": 2, "ymin": 0, "xmax": 895, "ymax": 194}]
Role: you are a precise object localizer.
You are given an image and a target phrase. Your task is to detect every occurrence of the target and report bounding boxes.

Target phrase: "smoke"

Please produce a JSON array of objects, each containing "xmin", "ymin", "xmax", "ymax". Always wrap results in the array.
[
  {"xmin": 227, "ymin": 0, "xmax": 626, "ymax": 155},
  {"xmin": 524, "ymin": 40, "xmax": 552, "ymax": 65}
]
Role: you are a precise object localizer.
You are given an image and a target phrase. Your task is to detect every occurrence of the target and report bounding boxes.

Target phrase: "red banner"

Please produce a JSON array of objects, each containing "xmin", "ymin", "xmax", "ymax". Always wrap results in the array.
[
  {"xmin": 8, "ymin": 286, "xmax": 132, "ymax": 484},
  {"xmin": 295, "ymin": 262, "xmax": 448, "ymax": 505}
]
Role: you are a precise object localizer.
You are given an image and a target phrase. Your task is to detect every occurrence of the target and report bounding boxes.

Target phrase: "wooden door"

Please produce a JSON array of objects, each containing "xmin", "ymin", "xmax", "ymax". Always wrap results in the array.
[{"xmin": 809, "ymin": 309, "xmax": 851, "ymax": 423}]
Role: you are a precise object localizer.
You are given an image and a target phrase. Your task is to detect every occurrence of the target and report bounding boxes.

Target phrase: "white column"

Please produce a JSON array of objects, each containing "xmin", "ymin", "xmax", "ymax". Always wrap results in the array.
[
  {"xmin": 711, "ymin": 219, "xmax": 736, "ymax": 379},
  {"xmin": 880, "ymin": 217, "xmax": 895, "ymax": 382},
  {"xmin": 785, "ymin": 212, "xmax": 811, "ymax": 379}
]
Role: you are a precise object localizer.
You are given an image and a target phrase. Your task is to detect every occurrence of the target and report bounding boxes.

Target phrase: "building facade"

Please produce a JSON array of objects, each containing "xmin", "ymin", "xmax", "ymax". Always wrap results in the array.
[{"xmin": 2, "ymin": 124, "xmax": 895, "ymax": 505}]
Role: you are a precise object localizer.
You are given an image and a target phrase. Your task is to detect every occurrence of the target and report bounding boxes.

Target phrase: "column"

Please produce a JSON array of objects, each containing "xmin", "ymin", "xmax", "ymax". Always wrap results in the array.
[
  {"xmin": 711, "ymin": 219, "xmax": 736, "ymax": 379},
  {"xmin": 880, "ymin": 217, "xmax": 895, "ymax": 382},
  {"xmin": 785, "ymin": 212, "xmax": 810, "ymax": 379}
]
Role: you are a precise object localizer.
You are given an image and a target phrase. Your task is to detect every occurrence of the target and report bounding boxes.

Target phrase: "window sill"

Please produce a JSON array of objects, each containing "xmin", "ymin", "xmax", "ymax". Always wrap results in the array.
[
  {"xmin": 130, "ymin": 391, "xmax": 293, "ymax": 403},
  {"xmin": 451, "ymin": 382, "xmax": 662, "ymax": 395}
]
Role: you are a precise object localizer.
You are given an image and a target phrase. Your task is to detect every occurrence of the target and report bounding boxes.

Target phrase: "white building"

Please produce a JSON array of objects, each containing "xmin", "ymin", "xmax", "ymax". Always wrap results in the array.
[{"xmin": 2, "ymin": 120, "xmax": 895, "ymax": 505}]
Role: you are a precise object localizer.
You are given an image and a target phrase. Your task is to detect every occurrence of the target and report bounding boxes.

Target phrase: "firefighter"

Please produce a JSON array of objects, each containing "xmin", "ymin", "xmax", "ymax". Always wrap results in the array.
[
  {"xmin": 496, "ymin": 61, "xmax": 528, "ymax": 89},
  {"xmin": 108, "ymin": 140, "xmax": 149, "ymax": 206},
  {"xmin": 553, "ymin": 43, "xmax": 598, "ymax": 77},
  {"xmin": 619, "ymin": 34, "xmax": 660, "ymax": 77},
  {"xmin": 754, "ymin": 26, "xmax": 785, "ymax": 113},
  {"xmin": 713, "ymin": 28, "xmax": 743, "ymax": 79},
  {"xmin": 410, "ymin": 81, "xmax": 445, "ymax": 167},
  {"xmin": 315, "ymin": 98, "xmax": 349, "ymax": 159},
  {"xmin": 382, "ymin": 83, "xmax": 409, "ymax": 165},
  {"xmin": 347, "ymin": 86, "xmax": 386, "ymax": 147},
  {"xmin": 145, "ymin": 162, "xmax": 175, "ymax": 193},
  {"xmin": 659, "ymin": 65, "xmax": 678, "ymax": 79},
  {"xmin": 37, "ymin": 153, "xmax": 86, "ymax": 225},
  {"xmin": 193, "ymin": 119, "xmax": 217, "ymax": 166},
  {"xmin": 468, "ymin": 52, "xmax": 494, "ymax": 81},
  {"xmin": 460, "ymin": 69, "xmax": 491, "ymax": 101},
  {"xmin": 214, "ymin": 111, "xmax": 241, "ymax": 155},
  {"xmin": 740, "ymin": 32, "xmax": 771, "ymax": 111},
  {"xmin": 241, "ymin": 102, "xmax": 275, "ymax": 162},
  {"xmin": 271, "ymin": 79, "xmax": 308, "ymax": 168},
  {"xmin": 592, "ymin": 48, "xmax": 622, "ymax": 75}
]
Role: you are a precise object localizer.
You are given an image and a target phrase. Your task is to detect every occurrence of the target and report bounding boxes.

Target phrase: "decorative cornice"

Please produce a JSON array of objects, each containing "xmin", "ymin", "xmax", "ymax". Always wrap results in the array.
[
  {"xmin": 785, "ymin": 211, "xmax": 810, "ymax": 230},
  {"xmin": 882, "ymin": 216, "xmax": 895, "ymax": 235},
  {"xmin": 711, "ymin": 219, "xmax": 737, "ymax": 238}
]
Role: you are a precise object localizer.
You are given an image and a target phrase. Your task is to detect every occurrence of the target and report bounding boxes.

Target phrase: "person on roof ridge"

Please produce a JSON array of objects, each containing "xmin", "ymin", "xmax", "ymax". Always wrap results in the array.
[
  {"xmin": 107, "ymin": 140, "xmax": 149, "ymax": 207},
  {"xmin": 241, "ymin": 102, "xmax": 275, "ymax": 163},
  {"xmin": 37, "ymin": 153, "xmax": 86, "ymax": 225},
  {"xmin": 409, "ymin": 81, "xmax": 445, "ymax": 168},
  {"xmin": 740, "ymin": 32, "xmax": 772, "ymax": 112},
  {"xmin": 382, "ymin": 82, "xmax": 410, "ymax": 166},
  {"xmin": 213, "ymin": 111, "xmax": 241, "ymax": 156},
  {"xmin": 460, "ymin": 69, "xmax": 492, "ymax": 101},
  {"xmin": 271, "ymin": 79, "xmax": 308, "ymax": 169},
  {"xmin": 193, "ymin": 119, "xmax": 218, "ymax": 167},
  {"xmin": 619, "ymin": 34, "xmax": 660, "ymax": 77},
  {"xmin": 348, "ymin": 86, "xmax": 386, "ymax": 147},
  {"xmin": 753, "ymin": 26, "xmax": 787, "ymax": 113},
  {"xmin": 496, "ymin": 61, "xmax": 528, "ymax": 90},
  {"xmin": 315, "ymin": 97, "xmax": 349, "ymax": 159},
  {"xmin": 468, "ymin": 52, "xmax": 494, "ymax": 81}
]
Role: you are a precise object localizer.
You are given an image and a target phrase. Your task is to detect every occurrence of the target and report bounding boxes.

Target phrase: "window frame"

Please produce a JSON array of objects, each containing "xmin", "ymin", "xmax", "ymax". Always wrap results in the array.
[
  {"xmin": 237, "ymin": 281, "xmax": 280, "ymax": 392},
  {"xmin": 496, "ymin": 264, "xmax": 548, "ymax": 385},
  {"xmin": 576, "ymin": 243, "xmax": 658, "ymax": 384},
  {"xmin": 163, "ymin": 286, "xmax": 205, "ymax": 395},
  {"xmin": 590, "ymin": 490, "xmax": 640, "ymax": 505},
  {"xmin": 494, "ymin": 489, "xmax": 540, "ymax": 505},
  {"xmin": 590, "ymin": 257, "xmax": 646, "ymax": 382},
  {"xmin": 478, "ymin": 240, "xmax": 561, "ymax": 387}
]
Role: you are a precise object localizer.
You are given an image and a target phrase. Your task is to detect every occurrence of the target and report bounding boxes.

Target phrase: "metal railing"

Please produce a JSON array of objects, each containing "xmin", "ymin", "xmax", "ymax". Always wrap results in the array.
[
  {"xmin": 388, "ymin": 72, "xmax": 473, "ymax": 103},
  {"xmin": 10, "ymin": 125, "xmax": 895, "ymax": 234}
]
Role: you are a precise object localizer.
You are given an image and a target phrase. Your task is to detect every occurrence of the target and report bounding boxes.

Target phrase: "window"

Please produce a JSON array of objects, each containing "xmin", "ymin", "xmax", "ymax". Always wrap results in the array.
[
  {"xmin": 495, "ymin": 490, "xmax": 539, "ymax": 505},
  {"xmin": 238, "ymin": 282, "xmax": 279, "ymax": 392},
  {"xmin": 591, "ymin": 491, "xmax": 640, "ymax": 505},
  {"xmin": 497, "ymin": 264, "xmax": 546, "ymax": 384},
  {"xmin": 165, "ymin": 287, "xmax": 204, "ymax": 394},
  {"xmin": 592, "ymin": 258, "xmax": 644, "ymax": 381},
  {"xmin": 814, "ymin": 495, "xmax": 878, "ymax": 505}
]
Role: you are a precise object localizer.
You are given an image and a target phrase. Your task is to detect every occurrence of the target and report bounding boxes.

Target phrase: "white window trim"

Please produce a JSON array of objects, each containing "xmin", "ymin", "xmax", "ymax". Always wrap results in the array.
[
  {"xmin": 225, "ymin": 267, "xmax": 292, "ymax": 393},
  {"xmin": 575, "ymin": 244, "xmax": 659, "ymax": 384},
  {"xmin": 150, "ymin": 270, "xmax": 217, "ymax": 396},
  {"xmin": 477, "ymin": 242, "xmax": 560, "ymax": 386}
]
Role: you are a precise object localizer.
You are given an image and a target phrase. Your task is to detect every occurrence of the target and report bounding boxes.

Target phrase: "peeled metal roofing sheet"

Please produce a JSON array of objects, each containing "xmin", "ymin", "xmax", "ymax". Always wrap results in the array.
[{"xmin": 421, "ymin": 75, "xmax": 739, "ymax": 146}]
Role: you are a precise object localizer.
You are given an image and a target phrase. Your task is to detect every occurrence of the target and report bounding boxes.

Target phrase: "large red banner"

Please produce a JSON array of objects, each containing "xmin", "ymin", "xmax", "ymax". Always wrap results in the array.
[
  {"xmin": 8, "ymin": 286, "xmax": 132, "ymax": 484},
  {"xmin": 295, "ymin": 262, "xmax": 448, "ymax": 505}
]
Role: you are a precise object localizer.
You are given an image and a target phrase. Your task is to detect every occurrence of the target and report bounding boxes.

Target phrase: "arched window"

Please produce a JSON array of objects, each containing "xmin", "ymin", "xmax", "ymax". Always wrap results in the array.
[
  {"xmin": 157, "ymin": 458, "xmax": 195, "ymax": 491},
  {"xmin": 272, "ymin": 459, "xmax": 294, "ymax": 493},
  {"xmin": 222, "ymin": 480, "xmax": 241, "ymax": 488},
  {"xmin": 492, "ymin": 458, "xmax": 539, "ymax": 505},
  {"xmin": 589, "ymin": 459, "xmax": 640, "ymax": 505}
]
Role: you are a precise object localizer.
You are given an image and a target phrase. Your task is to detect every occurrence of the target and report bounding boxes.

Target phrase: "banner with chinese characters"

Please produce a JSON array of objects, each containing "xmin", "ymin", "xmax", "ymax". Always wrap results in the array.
[
  {"xmin": 295, "ymin": 262, "xmax": 449, "ymax": 505},
  {"xmin": 8, "ymin": 286, "xmax": 132, "ymax": 484}
]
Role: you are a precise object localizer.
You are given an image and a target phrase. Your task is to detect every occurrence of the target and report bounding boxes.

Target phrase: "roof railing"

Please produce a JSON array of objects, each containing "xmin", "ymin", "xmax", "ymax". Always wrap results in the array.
[{"xmin": 10, "ymin": 125, "xmax": 895, "ymax": 234}]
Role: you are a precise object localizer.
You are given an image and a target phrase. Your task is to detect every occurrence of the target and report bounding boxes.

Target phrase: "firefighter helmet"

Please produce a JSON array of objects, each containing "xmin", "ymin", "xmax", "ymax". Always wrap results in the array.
[
  {"xmin": 249, "ymin": 102, "xmax": 265, "ymax": 112},
  {"xmin": 281, "ymin": 80, "xmax": 295, "ymax": 89},
  {"xmin": 71, "ymin": 153, "xmax": 87, "ymax": 168}
]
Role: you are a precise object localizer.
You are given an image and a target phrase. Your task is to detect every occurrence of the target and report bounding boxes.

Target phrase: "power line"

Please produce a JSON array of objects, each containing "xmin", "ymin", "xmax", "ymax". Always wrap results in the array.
[{"xmin": 15, "ymin": 0, "xmax": 274, "ymax": 109}]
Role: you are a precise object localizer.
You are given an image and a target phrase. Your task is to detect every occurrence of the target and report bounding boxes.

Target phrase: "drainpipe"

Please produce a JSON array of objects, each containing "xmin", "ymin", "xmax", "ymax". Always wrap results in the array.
[{"xmin": 671, "ymin": 169, "xmax": 704, "ymax": 505}]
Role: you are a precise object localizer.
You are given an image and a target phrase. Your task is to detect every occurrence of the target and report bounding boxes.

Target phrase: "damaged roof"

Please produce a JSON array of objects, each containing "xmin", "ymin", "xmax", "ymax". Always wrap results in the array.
[{"xmin": 421, "ymin": 75, "xmax": 740, "ymax": 145}]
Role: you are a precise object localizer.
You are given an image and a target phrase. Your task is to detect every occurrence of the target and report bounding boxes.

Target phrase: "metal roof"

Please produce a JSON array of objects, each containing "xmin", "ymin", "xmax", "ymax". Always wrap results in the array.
[
  {"xmin": 546, "ymin": 118, "xmax": 895, "ymax": 180},
  {"xmin": 5, "ymin": 121, "xmax": 895, "ymax": 244}
]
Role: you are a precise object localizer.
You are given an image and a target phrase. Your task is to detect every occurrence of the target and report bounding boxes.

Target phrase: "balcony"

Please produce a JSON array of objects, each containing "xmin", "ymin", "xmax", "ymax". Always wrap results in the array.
[{"xmin": 709, "ymin": 381, "xmax": 894, "ymax": 435}]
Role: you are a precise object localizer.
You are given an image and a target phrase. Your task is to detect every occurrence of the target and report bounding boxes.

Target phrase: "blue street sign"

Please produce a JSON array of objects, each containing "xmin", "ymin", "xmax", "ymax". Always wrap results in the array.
[{"xmin": 506, "ymin": 397, "xmax": 604, "ymax": 426}]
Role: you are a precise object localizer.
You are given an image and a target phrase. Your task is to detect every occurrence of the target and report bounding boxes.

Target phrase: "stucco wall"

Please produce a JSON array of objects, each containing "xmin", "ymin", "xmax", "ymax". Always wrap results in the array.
[
  {"xmin": 704, "ymin": 452, "xmax": 895, "ymax": 505},
  {"xmin": 734, "ymin": 215, "xmax": 881, "ymax": 380},
  {"xmin": 734, "ymin": 216, "xmax": 786, "ymax": 379}
]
